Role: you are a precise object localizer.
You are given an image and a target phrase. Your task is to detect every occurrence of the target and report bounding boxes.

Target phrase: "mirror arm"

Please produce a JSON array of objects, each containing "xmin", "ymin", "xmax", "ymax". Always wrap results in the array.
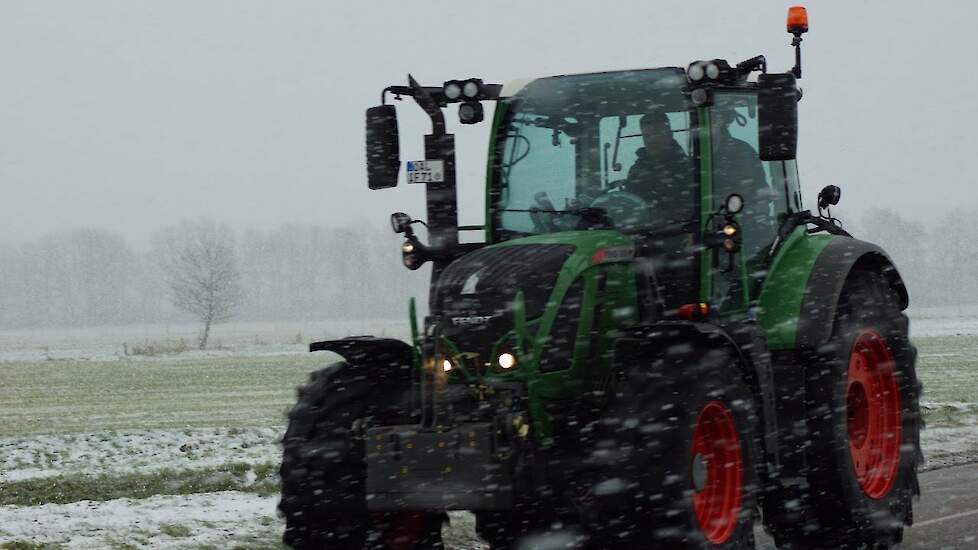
[{"xmin": 408, "ymin": 74, "xmax": 447, "ymax": 135}]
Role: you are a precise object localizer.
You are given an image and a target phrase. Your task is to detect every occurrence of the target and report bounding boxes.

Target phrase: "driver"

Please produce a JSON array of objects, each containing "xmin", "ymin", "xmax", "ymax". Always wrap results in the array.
[
  {"xmin": 625, "ymin": 111, "xmax": 694, "ymax": 225},
  {"xmin": 624, "ymin": 110, "xmax": 697, "ymax": 311}
]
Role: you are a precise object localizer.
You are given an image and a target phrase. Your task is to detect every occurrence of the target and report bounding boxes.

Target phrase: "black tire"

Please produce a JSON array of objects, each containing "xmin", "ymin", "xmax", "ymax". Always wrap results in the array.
[
  {"xmin": 586, "ymin": 345, "xmax": 760, "ymax": 549},
  {"xmin": 278, "ymin": 362, "xmax": 446, "ymax": 550},
  {"xmin": 784, "ymin": 269, "xmax": 921, "ymax": 549}
]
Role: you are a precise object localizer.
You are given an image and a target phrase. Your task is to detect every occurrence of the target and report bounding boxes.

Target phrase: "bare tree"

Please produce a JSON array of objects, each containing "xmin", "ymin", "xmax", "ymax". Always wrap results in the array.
[{"xmin": 156, "ymin": 220, "xmax": 241, "ymax": 349}]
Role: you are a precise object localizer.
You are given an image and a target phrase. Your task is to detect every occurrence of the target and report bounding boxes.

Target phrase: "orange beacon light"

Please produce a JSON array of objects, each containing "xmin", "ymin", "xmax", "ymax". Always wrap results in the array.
[{"xmin": 787, "ymin": 6, "xmax": 809, "ymax": 34}]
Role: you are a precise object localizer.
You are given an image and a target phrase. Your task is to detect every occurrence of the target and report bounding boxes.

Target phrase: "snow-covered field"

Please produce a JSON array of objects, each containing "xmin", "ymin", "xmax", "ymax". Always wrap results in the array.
[{"xmin": 1, "ymin": 312, "xmax": 977, "ymax": 548}]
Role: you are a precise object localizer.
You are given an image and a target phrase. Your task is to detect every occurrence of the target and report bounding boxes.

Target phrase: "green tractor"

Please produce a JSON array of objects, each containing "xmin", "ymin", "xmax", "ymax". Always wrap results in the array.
[{"xmin": 279, "ymin": 7, "xmax": 921, "ymax": 549}]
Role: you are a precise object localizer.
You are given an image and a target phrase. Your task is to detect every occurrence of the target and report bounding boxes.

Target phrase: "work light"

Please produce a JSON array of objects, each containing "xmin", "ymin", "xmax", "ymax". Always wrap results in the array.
[
  {"xmin": 462, "ymin": 79, "xmax": 482, "ymax": 99},
  {"xmin": 443, "ymin": 81, "xmax": 462, "ymax": 100},
  {"xmin": 458, "ymin": 101, "xmax": 484, "ymax": 124}
]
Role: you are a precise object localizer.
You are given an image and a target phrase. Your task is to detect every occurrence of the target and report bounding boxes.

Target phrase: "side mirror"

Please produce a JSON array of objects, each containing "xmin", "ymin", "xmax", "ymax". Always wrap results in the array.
[
  {"xmin": 818, "ymin": 185, "xmax": 841, "ymax": 209},
  {"xmin": 366, "ymin": 105, "xmax": 400, "ymax": 190},
  {"xmin": 757, "ymin": 72, "xmax": 799, "ymax": 161}
]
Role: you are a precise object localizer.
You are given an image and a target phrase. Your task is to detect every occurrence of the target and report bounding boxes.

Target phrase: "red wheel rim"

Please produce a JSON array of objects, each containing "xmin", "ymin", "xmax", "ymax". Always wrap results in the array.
[
  {"xmin": 691, "ymin": 400, "xmax": 744, "ymax": 545},
  {"xmin": 847, "ymin": 330, "xmax": 902, "ymax": 500}
]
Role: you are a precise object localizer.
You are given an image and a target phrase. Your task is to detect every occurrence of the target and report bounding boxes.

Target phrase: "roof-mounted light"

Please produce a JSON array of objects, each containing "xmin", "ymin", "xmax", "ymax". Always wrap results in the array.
[
  {"xmin": 462, "ymin": 79, "xmax": 482, "ymax": 99},
  {"xmin": 458, "ymin": 101, "xmax": 484, "ymax": 124},
  {"xmin": 443, "ymin": 78, "xmax": 484, "ymax": 102},
  {"xmin": 443, "ymin": 81, "xmax": 462, "ymax": 100},
  {"xmin": 787, "ymin": 5, "xmax": 809, "ymax": 35}
]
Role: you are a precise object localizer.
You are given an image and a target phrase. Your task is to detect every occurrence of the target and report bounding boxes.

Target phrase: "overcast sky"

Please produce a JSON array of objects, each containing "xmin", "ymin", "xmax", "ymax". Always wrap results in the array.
[{"xmin": 1, "ymin": 1, "xmax": 974, "ymax": 247}]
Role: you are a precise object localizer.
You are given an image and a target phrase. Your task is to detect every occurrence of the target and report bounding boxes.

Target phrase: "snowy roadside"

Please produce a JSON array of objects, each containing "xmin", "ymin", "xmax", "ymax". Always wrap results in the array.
[
  {"xmin": 0, "ymin": 492, "xmax": 280, "ymax": 549},
  {"xmin": 0, "ymin": 492, "xmax": 486, "ymax": 550},
  {"xmin": 0, "ymin": 427, "xmax": 281, "ymax": 483}
]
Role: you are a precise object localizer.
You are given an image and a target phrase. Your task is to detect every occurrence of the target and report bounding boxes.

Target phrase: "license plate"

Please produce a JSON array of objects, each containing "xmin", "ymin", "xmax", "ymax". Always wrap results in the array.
[{"xmin": 406, "ymin": 160, "xmax": 445, "ymax": 184}]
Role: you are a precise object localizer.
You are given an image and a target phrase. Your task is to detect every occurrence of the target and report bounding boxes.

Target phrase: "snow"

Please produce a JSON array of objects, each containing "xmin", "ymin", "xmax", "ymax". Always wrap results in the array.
[
  {"xmin": 0, "ymin": 492, "xmax": 487, "ymax": 549},
  {"xmin": 0, "ymin": 427, "xmax": 281, "ymax": 483},
  {"xmin": 0, "ymin": 491, "xmax": 278, "ymax": 549}
]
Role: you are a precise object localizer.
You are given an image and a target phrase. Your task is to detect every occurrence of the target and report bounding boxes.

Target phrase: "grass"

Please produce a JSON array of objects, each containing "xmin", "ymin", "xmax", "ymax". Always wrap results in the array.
[
  {"xmin": 0, "ymin": 354, "xmax": 330, "ymax": 437},
  {"xmin": 0, "ymin": 336, "xmax": 974, "ymax": 436},
  {"xmin": 914, "ymin": 336, "xmax": 978, "ymax": 400},
  {"xmin": 158, "ymin": 524, "xmax": 192, "ymax": 538},
  {"xmin": 0, "ymin": 461, "xmax": 278, "ymax": 506}
]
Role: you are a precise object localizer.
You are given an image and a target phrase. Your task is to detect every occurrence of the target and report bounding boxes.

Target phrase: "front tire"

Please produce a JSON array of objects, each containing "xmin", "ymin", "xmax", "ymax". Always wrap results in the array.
[{"xmin": 278, "ymin": 362, "xmax": 445, "ymax": 549}]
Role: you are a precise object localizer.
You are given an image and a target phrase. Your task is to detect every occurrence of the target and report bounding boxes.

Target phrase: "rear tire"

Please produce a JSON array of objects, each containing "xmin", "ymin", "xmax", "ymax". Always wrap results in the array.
[
  {"xmin": 278, "ymin": 362, "xmax": 445, "ymax": 549},
  {"xmin": 784, "ymin": 269, "xmax": 921, "ymax": 548},
  {"xmin": 586, "ymin": 345, "xmax": 760, "ymax": 549}
]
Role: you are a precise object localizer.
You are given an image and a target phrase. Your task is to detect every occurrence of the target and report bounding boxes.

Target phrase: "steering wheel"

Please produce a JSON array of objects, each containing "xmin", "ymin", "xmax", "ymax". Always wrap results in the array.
[{"xmin": 589, "ymin": 189, "xmax": 651, "ymax": 231}]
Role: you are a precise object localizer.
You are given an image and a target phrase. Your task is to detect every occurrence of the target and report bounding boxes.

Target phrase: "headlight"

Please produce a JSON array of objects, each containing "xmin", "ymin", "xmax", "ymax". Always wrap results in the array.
[
  {"xmin": 497, "ymin": 352, "xmax": 517, "ymax": 370},
  {"xmin": 442, "ymin": 359, "xmax": 454, "ymax": 372},
  {"xmin": 688, "ymin": 63, "xmax": 705, "ymax": 81}
]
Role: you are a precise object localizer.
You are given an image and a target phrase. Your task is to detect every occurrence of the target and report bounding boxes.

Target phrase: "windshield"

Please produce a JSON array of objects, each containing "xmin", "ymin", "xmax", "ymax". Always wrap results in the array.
[{"xmin": 492, "ymin": 68, "xmax": 695, "ymax": 239}]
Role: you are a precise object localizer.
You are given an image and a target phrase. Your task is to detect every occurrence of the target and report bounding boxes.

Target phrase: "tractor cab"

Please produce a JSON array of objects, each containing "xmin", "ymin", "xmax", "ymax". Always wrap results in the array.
[
  {"xmin": 367, "ymin": 59, "xmax": 802, "ymax": 323},
  {"xmin": 488, "ymin": 66, "xmax": 803, "ymax": 316}
]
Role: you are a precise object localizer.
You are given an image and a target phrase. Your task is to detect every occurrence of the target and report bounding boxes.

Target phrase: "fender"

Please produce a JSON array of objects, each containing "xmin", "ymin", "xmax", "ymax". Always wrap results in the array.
[
  {"xmin": 611, "ymin": 321, "xmax": 779, "ymax": 482},
  {"xmin": 795, "ymin": 238, "xmax": 909, "ymax": 350},
  {"xmin": 757, "ymin": 230, "xmax": 908, "ymax": 351},
  {"xmin": 309, "ymin": 336, "xmax": 414, "ymax": 383}
]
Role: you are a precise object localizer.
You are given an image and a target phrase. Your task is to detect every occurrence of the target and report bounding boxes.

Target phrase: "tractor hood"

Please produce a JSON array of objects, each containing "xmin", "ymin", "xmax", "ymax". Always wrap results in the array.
[{"xmin": 431, "ymin": 231, "xmax": 634, "ymax": 373}]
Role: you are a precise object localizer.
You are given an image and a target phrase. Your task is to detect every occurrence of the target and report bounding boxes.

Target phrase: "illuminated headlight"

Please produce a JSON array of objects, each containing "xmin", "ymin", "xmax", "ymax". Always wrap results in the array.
[
  {"xmin": 444, "ymin": 82, "xmax": 462, "ymax": 100},
  {"xmin": 462, "ymin": 80, "xmax": 480, "ymax": 98},
  {"xmin": 705, "ymin": 62, "xmax": 720, "ymax": 80},
  {"xmin": 722, "ymin": 224, "xmax": 738, "ymax": 236},
  {"xmin": 497, "ymin": 352, "xmax": 517, "ymax": 370},
  {"xmin": 401, "ymin": 240, "xmax": 415, "ymax": 254},
  {"xmin": 442, "ymin": 359, "xmax": 454, "ymax": 372},
  {"xmin": 688, "ymin": 63, "xmax": 705, "ymax": 81}
]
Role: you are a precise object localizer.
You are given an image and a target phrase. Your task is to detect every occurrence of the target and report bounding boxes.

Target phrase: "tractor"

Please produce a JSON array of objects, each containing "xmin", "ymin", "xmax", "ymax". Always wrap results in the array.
[{"xmin": 279, "ymin": 6, "xmax": 922, "ymax": 549}]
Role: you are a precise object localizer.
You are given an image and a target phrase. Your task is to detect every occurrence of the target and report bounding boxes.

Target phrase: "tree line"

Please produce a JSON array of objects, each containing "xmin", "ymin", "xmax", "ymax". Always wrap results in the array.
[
  {"xmin": 0, "ymin": 209, "xmax": 970, "ymax": 333},
  {"xmin": 0, "ymin": 220, "xmax": 428, "ymax": 332}
]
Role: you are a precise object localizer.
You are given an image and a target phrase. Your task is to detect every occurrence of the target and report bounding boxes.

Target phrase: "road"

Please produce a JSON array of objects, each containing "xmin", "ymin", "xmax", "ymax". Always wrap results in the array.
[{"xmin": 754, "ymin": 463, "xmax": 978, "ymax": 549}]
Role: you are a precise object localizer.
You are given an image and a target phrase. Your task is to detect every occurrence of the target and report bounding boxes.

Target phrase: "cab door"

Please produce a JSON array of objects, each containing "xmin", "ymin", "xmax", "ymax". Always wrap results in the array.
[{"xmin": 705, "ymin": 91, "xmax": 799, "ymax": 315}]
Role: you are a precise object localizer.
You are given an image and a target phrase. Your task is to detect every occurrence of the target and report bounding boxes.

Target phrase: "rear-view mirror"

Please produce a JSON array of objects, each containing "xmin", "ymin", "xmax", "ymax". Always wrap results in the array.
[
  {"xmin": 366, "ymin": 105, "xmax": 400, "ymax": 189},
  {"xmin": 757, "ymin": 72, "xmax": 798, "ymax": 161}
]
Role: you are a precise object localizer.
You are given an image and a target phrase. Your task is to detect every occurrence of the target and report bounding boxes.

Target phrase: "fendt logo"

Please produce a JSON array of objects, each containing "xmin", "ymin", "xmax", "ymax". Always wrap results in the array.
[{"xmin": 451, "ymin": 316, "xmax": 494, "ymax": 327}]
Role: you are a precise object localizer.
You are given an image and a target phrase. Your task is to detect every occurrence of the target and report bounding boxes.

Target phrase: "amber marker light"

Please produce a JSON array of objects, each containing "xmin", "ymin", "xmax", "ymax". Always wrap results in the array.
[{"xmin": 787, "ymin": 6, "xmax": 808, "ymax": 34}]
